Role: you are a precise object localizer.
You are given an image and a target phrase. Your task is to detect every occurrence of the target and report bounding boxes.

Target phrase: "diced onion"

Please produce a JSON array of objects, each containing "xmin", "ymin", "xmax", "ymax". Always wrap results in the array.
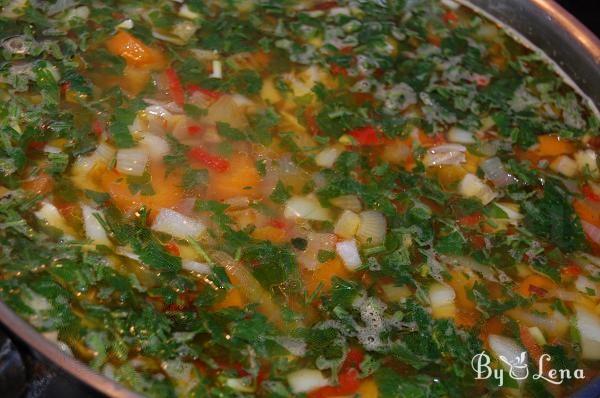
[
  {"xmin": 582, "ymin": 220, "xmax": 600, "ymax": 245},
  {"xmin": 574, "ymin": 275, "xmax": 597, "ymax": 296},
  {"xmin": 528, "ymin": 327, "xmax": 546, "ymax": 346},
  {"xmin": 152, "ymin": 208, "xmax": 206, "ymax": 239},
  {"xmin": 447, "ymin": 127, "xmax": 476, "ymax": 144},
  {"xmin": 94, "ymin": 142, "xmax": 116, "ymax": 163},
  {"xmin": 574, "ymin": 149, "xmax": 599, "ymax": 178},
  {"xmin": 82, "ymin": 205, "xmax": 110, "ymax": 246},
  {"xmin": 507, "ymin": 305, "xmax": 569, "ymax": 338},
  {"xmin": 574, "ymin": 305, "xmax": 600, "ymax": 360},
  {"xmin": 330, "ymin": 195, "xmax": 362, "ymax": 212},
  {"xmin": 172, "ymin": 21, "xmax": 197, "ymax": 42},
  {"xmin": 356, "ymin": 210, "xmax": 387, "ymax": 245},
  {"xmin": 441, "ymin": 0, "xmax": 460, "ymax": 9},
  {"xmin": 210, "ymin": 60, "xmax": 223, "ymax": 79},
  {"xmin": 458, "ymin": 173, "xmax": 497, "ymax": 205},
  {"xmin": 34, "ymin": 202, "xmax": 75, "ymax": 238},
  {"xmin": 178, "ymin": 4, "xmax": 200, "ymax": 19},
  {"xmin": 481, "ymin": 157, "xmax": 515, "ymax": 187},
  {"xmin": 287, "ymin": 369, "xmax": 329, "ymax": 394},
  {"xmin": 423, "ymin": 144, "xmax": 466, "ymax": 167},
  {"xmin": 284, "ymin": 195, "xmax": 332, "ymax": 221},
  {"xmin": 381, "ymin": 284, "xmax": 412, "ymax": 302},
  {"xmin": 550, "ymin": 155, "xmax": 577, "ymax": 177},
  {"xmin": 116, "ymin": 148, "xmax": 148, "ymax": 176},
  {"xmin": 182, "ymin": 260, "xmax": 211, "ymax": 275},
  {"xmin": 226, "ymin": 377, "xmax": 254, "ymax": 393},
  {"xmin": 334, "ymin": 210, "xmax": 360, "ymax": 238},
  {"xmin": 488, "ymin": 335, "xmax": 528, "ymax": 380},
  {"xmin": 494, "ymin": 203, "xmax": 523, "ymax": 223},
  {"xmin": 139, "ymin": 134, "xmax": 170, "ymax": 161},
  {"xmin": 116, "ymin": 19, "xmax": 133, "ymax": 29},
  {"xmin": 428, "ymin": 283, "xmax": 455, "ymax": 319},
  {"xmin": 336, "ymin": 239, "xmax": 362, "ymax": 271},
  {"xmin": 315, "ymin": 147, "xmax": 341, "ymax": 168}
]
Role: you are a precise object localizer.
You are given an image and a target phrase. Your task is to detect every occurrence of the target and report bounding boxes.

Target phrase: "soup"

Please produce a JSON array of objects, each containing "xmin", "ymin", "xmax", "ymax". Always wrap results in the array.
[{"xmin": 1, "ymin": 0, "xmax": 599, "ymax": 397}]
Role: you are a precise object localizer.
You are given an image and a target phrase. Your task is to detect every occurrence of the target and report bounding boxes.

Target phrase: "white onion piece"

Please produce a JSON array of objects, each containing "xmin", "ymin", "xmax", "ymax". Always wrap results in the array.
[
  {"xmin": 582, "ymin": 221, "xmax": 600, "ymax": 245},
  {"xmin": 574, "ymin": 149, "xmax": 599, "ymax": 178},
  {"xmin": 116, "ymin": 19, "xmax": 133, "ymax": 29},
  {"xmin": 116, "ymin": 149, "xmax": 148, "ymax": 176},
  {"xmin": 429, "ymin": 283, "xmax": 455, "ymax": 318},
  {"xmin": 574, "ymin": 305, "xmax": 600, "ymax": 360},
  {"xmin": 550, "ymin": 155, "xmax": 577, "ymax": 177},
  {"xmin": 178, "ymin": 4, "xmax": 200, "ymax": 19},
  {"xmin": 139, "ymin": 134, "xmax": 170, "ymax": 161},
  {"xmin": 203, "ymin": 95, "xmax": 247, "ymax": 129},
  {"xmin": 458, "ymin": 173, "xmax": 497, "ymax": 205},
  {"xmin": 481, "ymin": 157, "xmax": 516, "ymax": 187},
  {"xmin": 334, "ymin": 210, "xmax": 360, "ymax": 239},
  {"xmin": 182, "ymin": 260, "xmax": 211, "ymax": 275},
  {"xmin": 94, "ymin": 142, "xmax": 116, "ymax": 163},
  {"xmin": 210, "ymin": 60, "xmax": 223, "ymax": 79},
  {"xmin": 494, "ymin": 203, "xmax": 523, "ymax": 224},
  {"xmin": 82, "ymin": 205, "xmax": 110, "ymax": 246},
  {"xmin": 575, "ymin": 275, "xmax": 597, "ymax": 296},
  {"xmin": 423, "ymin": 144, "xmax": 466, "ymax": 167},
  {"xmin": 284, "ymin": 195, "xmax": 332, "ymax": 221},
  {"xmin": 330, "ymin": 195, "xmax": 362, "ymax": 212},
  {"xmin": 34, "ymin": 202, "xmax": 75, "ymax": 238},
  {"xmin": 225, "ymin": 377, "xmax": 254, "ymax": 393},
  {"xmin": 507, "ymin": 307, "xmax": 569, "ymax": 338},
  {"xmin": 297, "ymin": 232, "xmax": 336, "ymax": 270},
  {"xmin": 172, "ymin": 21, "xmax": 197, "ymax": 42},
  {"xmin": 190, "ymin": 48, "xmax": 219, "ymax": 61},
  {"xmin": 488, "ymin": 335, "xmax": 528, "ymax": 381},
  {"xmin": 287, "ymin": 369, "xmax": 329, "ymax": 394},
  {"xmin": 429, "ymin": 283, "xmax": 455, "ymax": 307},
  {"xmin": 315, "ymin": 147, "xmax": 341, "ymax": 168},
  {"xmin": 356, "ymin": 210, "xmax": 387, "ymax": 245},
  {"xmin": 336, "ymin": 239, "xmax": 362, "ymax": 271},
  {"xmin": 447, "ymin": 127, "xmax": 476, "ymax": 144},
  {"xmin": 152, "ymin": 209, "xmax": 206, "ymax": 239}
]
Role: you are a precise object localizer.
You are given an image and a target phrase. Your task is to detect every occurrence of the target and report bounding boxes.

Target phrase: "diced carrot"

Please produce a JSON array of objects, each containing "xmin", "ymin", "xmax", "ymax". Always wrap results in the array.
[
  {"xmin": 22, "ymin": 173, "xmax": 54, "ymax": 195},
  {"xmin": 118, "ymin": 65, "xmax": 151, "ymax": 96},
  {"xmin": 213, "ymin": 287, "xmax": 245, "ymax": 310},
  {"xmin": 356, "ymin": 378, "xmax": 379, "ymax": 398},
  {"xmin": 480, "ymin": 316, "xmax": 504, "ymax": 341},
  {"xmin": 251, "ymin": 226, "xmax": 287, "ymax": 244},
  {"xmin": 574, "ymin": 199, "xmax": 600, "ymax": 227},
  {"xmin": 207, "ymin": 153, "xmax": 261, "ymax": 200},
  {"xmin": 536, "ymin": 135, "xmax": 575, "ymax": 157},
  {"xmin": 100, "ymin": 162, "xmax": 183, "ymax": 213},
  {"xmin": 54, "ymin": 201, "xmax": 80, "ymax": 220},
  {"xmin": 463, "ymin": 151, "xmax": 482, "ymax": 173},
  {"xmin": 458, "ymin": 212, "xmax": 482, "ymax": 227},
  {"xmin": 448, "ymin": 269, "xmax": 477, "ymax": 311},
  {"xmin": 304, "ymin": 257, "xmax": 350, "ymax": 296},
  {"xmin": 105, "ymin": 31, "xmax": 166, "ymax": 69},
  {"xmin": 165, "ymin": 67, "xmax": 185, "ymax": 106},
  {"xmin": 516, "ymin": 274, "xmax": 557, "ymax": 298},
  {"xmin": 519, "ymin": 325, "xmax": 543, "ymax": 363}
]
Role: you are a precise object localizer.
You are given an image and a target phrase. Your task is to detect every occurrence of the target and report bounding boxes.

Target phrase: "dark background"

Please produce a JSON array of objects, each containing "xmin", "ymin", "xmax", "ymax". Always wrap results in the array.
[{"xmin": 556, "ymin": 0, "xmax": 599, "ymax": 36}]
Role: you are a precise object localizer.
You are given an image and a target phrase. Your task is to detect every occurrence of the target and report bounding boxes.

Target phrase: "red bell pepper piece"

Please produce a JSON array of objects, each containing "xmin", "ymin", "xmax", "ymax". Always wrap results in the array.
[
  {"xmin": 583, "ymin": 184, "xmax": 600, "ymax": 202},
  {"xmin": 165, "ymin": 67, "xmax": 185, "ymax": 106},
  {"xmin": 164, "ymin": 242, "xmax": 180, "ymax": 256},
  {"xmin": 348, "ymin": 126, "xmax": 384, "ymax": 146},
  {"xmin": 561, "ymin": 264, "xmax": 582, "ymax": 277},
  {"xmin": 188, "ymin": 147, "xmax": 230, "ymax": 172},
  {"xmin": 187, "ymin": 124, "xmax": 204, "ymax": 136},
  {"xmin": 186, "ymin": 84, "xmax": 221, "ymax": 100}
]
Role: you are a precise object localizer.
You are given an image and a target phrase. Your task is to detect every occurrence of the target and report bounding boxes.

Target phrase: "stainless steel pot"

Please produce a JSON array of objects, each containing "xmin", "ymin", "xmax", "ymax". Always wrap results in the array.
[{"xmin": 1, "ymin": 1, "xmax": 599, "ymax": 397}]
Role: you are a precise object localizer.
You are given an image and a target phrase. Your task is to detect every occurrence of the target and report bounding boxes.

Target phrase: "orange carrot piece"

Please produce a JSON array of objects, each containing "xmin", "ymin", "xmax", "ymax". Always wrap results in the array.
[
  {"xmin": 516, "ymin": 274, "xmax": 557, "ymax": 298},
  {"xmin": 105, "ymin": 31, "xmax": 166, "ymax": 69},
  {"xmin": 304, "ymin": 257, "xmax": 350, "ymax": 296},
  {"xmin": 207, "ymin": 153, "xmax": 261, "ymax": 200},
  {"xmin": 536, "ymin": 135, "xmax": 575, "ymax": 157}
]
